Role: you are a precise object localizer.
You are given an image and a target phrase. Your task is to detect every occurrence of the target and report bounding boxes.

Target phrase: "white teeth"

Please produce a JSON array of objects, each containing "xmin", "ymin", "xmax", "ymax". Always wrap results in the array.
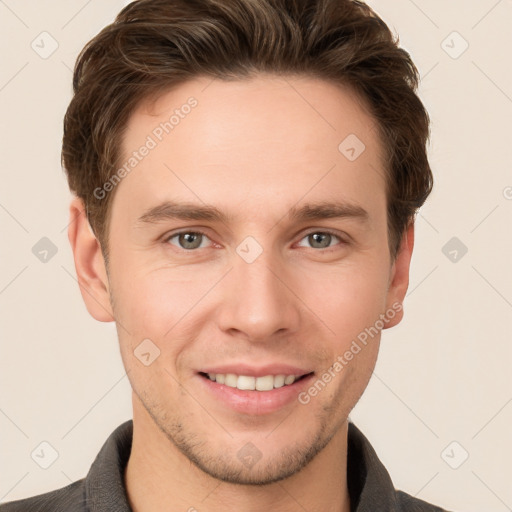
[
  {"xmin": 225, "ymin": 373, "xmax": 238, "ymax": 387},
  {"xmin": 284, "ymin": 375, "xmax": 296, "ymax": 385},
  {"xmin": 237, "ymin": 375, "xmax": 256, "ymax": 390},
  {"xmin": 273, "ymin": 375, "xmax": 285, "ymax": 388},
  {"xmin": 255, "ymin": 375, "xmax": 274, "ymax": 391},
  {"xmin": 206, "ymin": 373, "xmax": 304, "ymax": 391}
]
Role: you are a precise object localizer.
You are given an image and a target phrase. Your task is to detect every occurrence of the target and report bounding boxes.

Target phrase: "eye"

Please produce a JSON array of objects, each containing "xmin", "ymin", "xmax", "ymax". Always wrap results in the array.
[
  {"xmin": 165, "ymin": 231, "xmax": 211, "ymax": 250},
  {"xmin": 164, "ymin": 229, "xmax": 346, "ymax": 252},
  {"xmin": 297, "ymin": 230, "xmax": 344, "ymax": 250}
]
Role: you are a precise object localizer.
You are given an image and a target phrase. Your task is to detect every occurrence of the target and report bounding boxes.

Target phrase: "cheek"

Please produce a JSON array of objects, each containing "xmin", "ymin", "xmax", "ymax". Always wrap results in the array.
[
  {"xmin": 110, "ymin": 267, "xmax": 203, "ymax": 336},
  {"xmin": 297, "ymin": 259, "xmax": 391, "ymax": 341},
  {"xmin": 112, "ymin": 273, "xmax": 193, "ymax": 386},
  {"xmin": 110, "ymin": 254, "xmax": 391, "ymax": 340}
]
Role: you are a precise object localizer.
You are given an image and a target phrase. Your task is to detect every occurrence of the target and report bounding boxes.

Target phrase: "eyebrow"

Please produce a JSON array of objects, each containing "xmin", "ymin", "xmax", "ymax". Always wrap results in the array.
[{"xmin": 136, "ymin": 200, "xmax": 369, "ymax": 225}]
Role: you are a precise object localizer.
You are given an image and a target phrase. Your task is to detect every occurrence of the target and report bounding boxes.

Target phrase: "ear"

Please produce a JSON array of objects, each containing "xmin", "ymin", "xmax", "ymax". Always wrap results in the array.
[
  {"xmin": 67, "ymin": 197, "xmax": 114, "ymax": 322},
  {"xmin": 383, "ymin": 222, "xmax": 415, "ymax": 329}
]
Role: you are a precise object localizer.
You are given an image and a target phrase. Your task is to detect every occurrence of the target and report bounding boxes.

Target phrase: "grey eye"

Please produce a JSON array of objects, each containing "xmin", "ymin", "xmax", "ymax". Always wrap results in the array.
[
  {"xmin": 168, "ymin": 232, "xmax": 208, "ymax": 250},
  {"xmin": 309, "ymin": 232, "xmax": 331, "ymax": 248},
  {"xmin": 298, "ymin": 232, "xmax": 341, "ymax": 249}
]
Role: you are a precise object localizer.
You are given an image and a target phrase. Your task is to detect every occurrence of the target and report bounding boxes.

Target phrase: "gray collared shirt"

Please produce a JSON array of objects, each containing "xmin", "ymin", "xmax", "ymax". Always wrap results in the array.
[{"xmin": 0, "ymin": 420, "xmax": 451, "ymax": 511}]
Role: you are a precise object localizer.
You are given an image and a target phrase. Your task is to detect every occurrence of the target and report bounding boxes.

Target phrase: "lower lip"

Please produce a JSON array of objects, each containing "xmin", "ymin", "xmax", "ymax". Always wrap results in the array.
[{"xmin": 198, "ymin": 373, "xmax": 315, "ymax": 415}]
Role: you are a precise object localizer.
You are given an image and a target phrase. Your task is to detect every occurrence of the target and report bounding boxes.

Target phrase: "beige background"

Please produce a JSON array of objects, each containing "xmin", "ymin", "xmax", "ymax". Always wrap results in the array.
[{"xmin": 1, "ymin": 1, "xmax": 511, "ymax": 510}]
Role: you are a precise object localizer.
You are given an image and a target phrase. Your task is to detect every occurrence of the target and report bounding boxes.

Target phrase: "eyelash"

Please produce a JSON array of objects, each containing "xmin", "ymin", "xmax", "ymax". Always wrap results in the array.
[{"xmin": 163, "ymin": 229, "xmax": 347, "ymax": 252}]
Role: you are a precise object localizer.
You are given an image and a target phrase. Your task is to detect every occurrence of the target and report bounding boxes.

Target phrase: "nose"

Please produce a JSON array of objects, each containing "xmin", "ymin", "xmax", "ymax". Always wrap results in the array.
[{"xmin": 216, "ymin": 246, "xmax": 301, "ymax": 343}]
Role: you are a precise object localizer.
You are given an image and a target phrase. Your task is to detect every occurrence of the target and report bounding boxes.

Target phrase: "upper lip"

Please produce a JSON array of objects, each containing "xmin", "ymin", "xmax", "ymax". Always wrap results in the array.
[{"xmin": 199, "ymin": 364, "xmax": 314, "ymax": 378}]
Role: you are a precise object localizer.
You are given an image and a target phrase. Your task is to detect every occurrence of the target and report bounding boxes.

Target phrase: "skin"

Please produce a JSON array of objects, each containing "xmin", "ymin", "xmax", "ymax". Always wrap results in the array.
[{"xmin": 68, "ymin": 74, "xmax": 414, "ymax": 512}]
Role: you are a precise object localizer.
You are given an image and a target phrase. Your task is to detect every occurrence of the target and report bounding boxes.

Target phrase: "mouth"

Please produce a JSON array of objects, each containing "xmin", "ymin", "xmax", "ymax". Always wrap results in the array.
[
  {"xmin": 197, "ymin": 370, "xmax": 316, "ymax": 415},
  {"xmin": 198, "ymin": 371, "xmax": 314, "ymax": 391}
]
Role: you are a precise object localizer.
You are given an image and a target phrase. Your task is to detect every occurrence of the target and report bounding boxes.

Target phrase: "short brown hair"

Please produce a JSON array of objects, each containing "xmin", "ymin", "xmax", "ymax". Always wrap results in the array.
[{"xmin": 62, "ymin": 0, "xmax": 433, "ymax": 259}]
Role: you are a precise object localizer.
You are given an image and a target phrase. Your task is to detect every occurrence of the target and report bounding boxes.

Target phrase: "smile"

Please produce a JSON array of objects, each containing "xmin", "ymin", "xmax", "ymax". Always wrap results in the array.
[{"xmin": 200, "ymin": 372, "xmax": 312, "ymax": 391}]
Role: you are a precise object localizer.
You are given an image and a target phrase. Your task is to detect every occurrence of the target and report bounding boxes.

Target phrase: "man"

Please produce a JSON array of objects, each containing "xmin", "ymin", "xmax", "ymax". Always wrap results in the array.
[{"xmin": 0, "ymin": 0, "xmax": 451, "ymax": 510}]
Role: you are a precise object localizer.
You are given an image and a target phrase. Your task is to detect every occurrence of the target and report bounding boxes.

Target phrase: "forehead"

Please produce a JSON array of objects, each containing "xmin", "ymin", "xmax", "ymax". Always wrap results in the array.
[
  {"xmin": 113, "ymin": 74, "xmax": 387, "ymax": 227},
  {"xmin": 129, "ymin": 74, "xmax": 382, "ymax": 160}
]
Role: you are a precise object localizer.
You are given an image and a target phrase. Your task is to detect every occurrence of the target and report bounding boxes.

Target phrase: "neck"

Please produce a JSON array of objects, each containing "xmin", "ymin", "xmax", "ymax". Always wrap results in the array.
[{"xmin": 125, "ymin": 394, "xmax": 351, "ymax": 512}]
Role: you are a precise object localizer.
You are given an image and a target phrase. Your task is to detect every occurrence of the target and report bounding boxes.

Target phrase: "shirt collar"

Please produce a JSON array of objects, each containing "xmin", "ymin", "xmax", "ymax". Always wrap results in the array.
[
  {"xmin": 84, "ymin": 419, "xmax": 401, "ymax": 511},
  {"xmin": 85, "ymin": 420, "xmax": 133, "ymax": 512},
  {"xmin": 346, "ymin": 422, "xmax": 401, "ymax": 510}
]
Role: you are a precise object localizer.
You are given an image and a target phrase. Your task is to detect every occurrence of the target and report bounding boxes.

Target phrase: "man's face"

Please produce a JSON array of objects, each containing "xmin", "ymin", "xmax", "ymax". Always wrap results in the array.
[{"xmin": 97, "ymin": 75, "xmax": 409, "ymax": 484}]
